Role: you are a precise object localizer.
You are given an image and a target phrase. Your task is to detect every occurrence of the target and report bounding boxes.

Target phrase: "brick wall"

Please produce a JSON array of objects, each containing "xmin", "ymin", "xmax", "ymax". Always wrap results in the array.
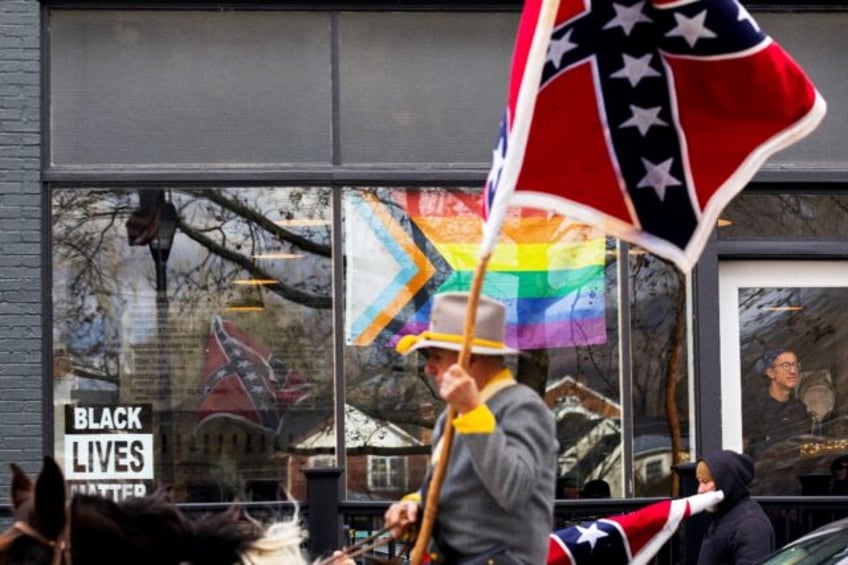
[{"xmin": 0, "ymin": 0, "xmax": 43, "ymax": 495}]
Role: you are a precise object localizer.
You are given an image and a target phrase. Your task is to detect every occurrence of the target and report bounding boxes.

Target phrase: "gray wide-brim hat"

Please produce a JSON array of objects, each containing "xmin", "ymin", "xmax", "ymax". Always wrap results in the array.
[{"xmin": 395, "ymin": 291, "xmax": 518, "ymax": 356}]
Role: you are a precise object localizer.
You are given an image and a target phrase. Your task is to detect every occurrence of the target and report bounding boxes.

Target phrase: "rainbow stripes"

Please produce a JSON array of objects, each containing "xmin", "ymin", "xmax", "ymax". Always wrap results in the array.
[
  {"xmin": 397, "ymin": 192, "xmax": 606, "ymax": 349},
  {"xmin": 344, "ymin": 189, "xmax": 607, "ymax": 350}
]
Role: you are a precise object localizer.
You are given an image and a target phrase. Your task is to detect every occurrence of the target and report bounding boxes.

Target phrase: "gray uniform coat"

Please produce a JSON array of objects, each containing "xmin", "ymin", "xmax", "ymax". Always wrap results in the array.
[{"xmin": 425, "ymin": 378, "xmax": 558, "ymax": 565}]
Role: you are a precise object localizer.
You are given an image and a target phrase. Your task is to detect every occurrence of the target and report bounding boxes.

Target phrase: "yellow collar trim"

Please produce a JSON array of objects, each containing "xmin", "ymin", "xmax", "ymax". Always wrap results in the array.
[{"xmin": 479, "ymin": 368, "xmax": 517, "ymax": 402}]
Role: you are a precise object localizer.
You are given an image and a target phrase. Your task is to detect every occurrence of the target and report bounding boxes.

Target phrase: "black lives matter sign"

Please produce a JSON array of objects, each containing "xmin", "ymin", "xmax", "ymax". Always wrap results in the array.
[{"xmin": 64, "ymin": 404, "xmax": 154, "ymax": 481}]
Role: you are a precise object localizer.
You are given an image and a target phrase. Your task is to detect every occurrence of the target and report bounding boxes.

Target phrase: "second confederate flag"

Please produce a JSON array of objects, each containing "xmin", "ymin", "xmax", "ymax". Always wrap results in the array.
[
  {"xmin": 547, "ymin": 491, "xmax": 724, "ymax": 564},
  {"xmin": 197, "ymin": 316, "xmax": 310, "ymax": 433}
]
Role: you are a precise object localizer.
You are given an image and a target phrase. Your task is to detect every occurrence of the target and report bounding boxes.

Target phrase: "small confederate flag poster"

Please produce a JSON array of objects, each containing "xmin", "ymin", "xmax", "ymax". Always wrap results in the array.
[
  {"xmin": 481, "ymin": 0, "xmax": 826, "ymax": 272},
  {"xmin": 197, "ymin": 316, "xmax": 309, "ymax": 434}
]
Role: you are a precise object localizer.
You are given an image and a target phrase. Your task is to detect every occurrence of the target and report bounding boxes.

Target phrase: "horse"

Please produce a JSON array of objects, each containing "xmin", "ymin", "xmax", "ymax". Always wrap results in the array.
[{"xmin": 0, "ymin": 456, "xmax": 311, "ymax": 565}]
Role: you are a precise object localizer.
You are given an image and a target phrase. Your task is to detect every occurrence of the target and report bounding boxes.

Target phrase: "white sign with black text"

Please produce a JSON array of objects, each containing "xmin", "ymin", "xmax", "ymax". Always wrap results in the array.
[{"xmin": 64, "ymin": 404, "xmax": 154, "ymax": 481}]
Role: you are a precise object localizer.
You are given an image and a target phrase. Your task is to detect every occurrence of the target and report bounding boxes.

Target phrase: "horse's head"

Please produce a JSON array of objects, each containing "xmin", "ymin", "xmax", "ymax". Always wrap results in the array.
[
  {"xmin": 0, "ymin": 457, "xmax": 303, "ymax": 565},
  {"xmin": 0, "ymin": 456, "xmax": 70, "ymax": 565}
]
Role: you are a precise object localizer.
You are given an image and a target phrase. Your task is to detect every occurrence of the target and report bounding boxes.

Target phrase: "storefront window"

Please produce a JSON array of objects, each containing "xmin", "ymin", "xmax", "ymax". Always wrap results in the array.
[
  {"xmin": 720, "ymin": 261, "xmax": 848, "ymax": 495},
  {"xmin": 52, "ymin": 184, "xmax": 692, "ymax": 503},
  {"xmin": 341, "ymin": 186, "xmax": 616, "ymax": 499},
  {"xmin": 630, "ymin": 252, "xmax": 690, "ymax": 497},
  {"xmin": 340, "ymin": 187, "xmax": 690, "ymax": 500},
  {"xmin": 52, "ymin": 187, "xmax": 334, "ymax": 502}
]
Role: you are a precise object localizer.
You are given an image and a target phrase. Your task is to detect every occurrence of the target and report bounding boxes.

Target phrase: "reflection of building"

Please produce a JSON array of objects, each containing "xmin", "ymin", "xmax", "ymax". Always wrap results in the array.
[
  {"xmin": 287, "ymin": 404, "xmax": 428, "ymax": 500},
  {"xmin": 633, "ymin": 419, "xmax": 690, "ymax": 496},
  {"xmin": 546, "ymin": 376, "xmax": 622, "ymax": 495},
  {"xmin": 546, "ymin": 376, "xmax": 688, "ymax": 497}
]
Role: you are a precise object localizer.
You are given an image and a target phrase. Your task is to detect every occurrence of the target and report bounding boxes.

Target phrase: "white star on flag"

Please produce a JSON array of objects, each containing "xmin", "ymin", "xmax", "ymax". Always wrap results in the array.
[
  {"xmin": 575, "ymin": 523, "xmax": 609, "ymax": 550},
  {"xmin": 603, "ymin": 1, "xmax": 652, "ymax": 36},
  {"xmin": 610, "ymin": 53, "xmax": 660, "ymax": 87},
  {"xmin": 666, "ymin": 10, "xmax": 717, "ymax": 48},
  {"xmin": 548, "ymin": 28, "xmax": 577, "ymax": 68},
  {"xmin": 638, "ymin": 157, "xmax": 682, "ymax": 201},
  {"xmin": 620, "ymin": 105, "xmax": 668, "ymax": 136},
  {"xmin": 736, "ymin": 1, "xmax": 759, "ymax": 32}
]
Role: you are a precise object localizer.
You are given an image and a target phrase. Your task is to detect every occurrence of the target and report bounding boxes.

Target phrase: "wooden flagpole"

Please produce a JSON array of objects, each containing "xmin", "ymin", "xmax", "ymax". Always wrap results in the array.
[{"xmin": 409, "ymin": 253, "xmax": 491, "ymax": 565}]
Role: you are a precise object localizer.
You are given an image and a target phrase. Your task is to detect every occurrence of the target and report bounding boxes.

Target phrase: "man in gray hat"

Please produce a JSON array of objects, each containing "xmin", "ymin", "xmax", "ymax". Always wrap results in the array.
[{"xmin": 384, "ymin": 291, "xmax": 557, "ymax": 565}]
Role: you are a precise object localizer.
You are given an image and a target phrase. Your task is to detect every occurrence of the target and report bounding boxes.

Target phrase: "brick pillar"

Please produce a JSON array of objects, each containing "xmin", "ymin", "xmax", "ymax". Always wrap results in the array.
[{"xmin": 0, "ymin": 0, "xmax": 44, "ymax": 484}]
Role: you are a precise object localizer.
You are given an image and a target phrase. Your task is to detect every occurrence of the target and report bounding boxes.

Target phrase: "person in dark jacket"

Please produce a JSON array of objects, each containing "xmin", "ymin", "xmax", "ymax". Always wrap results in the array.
[{"xmin": 697, "ymin": 449, "xmax": 775, "ymax": 564}]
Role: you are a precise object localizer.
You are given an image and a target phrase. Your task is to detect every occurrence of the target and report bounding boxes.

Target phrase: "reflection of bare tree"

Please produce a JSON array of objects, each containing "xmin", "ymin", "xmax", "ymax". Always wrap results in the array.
[
  {"xmin": 191, "ymin": 191, "xmax": 330, "ymax": 258},
  {"xmin": 52, "ymin": 187, "xmax": 334, "ymax": 384},
  {"xmin": 630, "ymin": 254, "xmax": 688, "ymax": 496},
  {"xmin": 177, "ymin": 218, "xmax": 329, "ymax": 308},
  {"xmin": 53, "ymin": 191, "xmax": 138, "ymax": 380},
  {"xmin": 630, "ymin": 255, "xmax": 687, "ymax": 418},
  {"xmin": 723, "ymin": 193, "xmax": 848, "ymax": 239},
  {"xmin": 663, "ymin": 267, "xmax": 686, "ymax": 496}
]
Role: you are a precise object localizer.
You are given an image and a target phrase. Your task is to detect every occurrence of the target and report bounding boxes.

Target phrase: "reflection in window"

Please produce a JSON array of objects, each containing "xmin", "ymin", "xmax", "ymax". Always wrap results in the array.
[
  {"xmin": 645, "ymin": 459, "xmax": 663, "ymax": 483},
  {"xmin": 368, "ymin": 456, "xmax": 407, "ymax": 491},
  {"xmin": 52, "ymin": 187, "xmax": 333, "ymax": 502},
  {"xmin": 737, "ymin": 285, "xmax": 848, "ymax": 495},
  {"xmin": 341, "ymin": 187, "xmax": 691, "ymax": 500},
  {"xmin": 51, "ymin": 185, "xmax": 694, "ymax": 503},
  {"xmin": 342, "ymin": 186, "xmax": 615, "ymax": 498},
  {"xmin": 309, "ymin": 455, "xmax": 336, "ymax": 469},
  {"xmin": 719, "ymin": 192, "xmax": 848, "ymax": 239},
  {"xmin": 630, "ymin": 252, "xmax": 690, "ymax": 497}
]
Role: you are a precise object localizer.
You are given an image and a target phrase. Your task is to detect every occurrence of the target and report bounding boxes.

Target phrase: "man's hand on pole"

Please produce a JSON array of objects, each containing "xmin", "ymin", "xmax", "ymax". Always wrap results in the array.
[
  {"xmin": 439, "ymin": 364, "xmax": 482, "ymax": 415},
  {"xmin": 384, "ymin": 500, "xmax": 419, "ymax": 540}
]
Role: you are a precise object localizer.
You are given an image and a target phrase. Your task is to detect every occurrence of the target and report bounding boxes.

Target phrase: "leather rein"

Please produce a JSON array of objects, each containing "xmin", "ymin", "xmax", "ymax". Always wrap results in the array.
[{"xmin": 0, "ymin": 519, "xmax": 72, "ymax": 565}]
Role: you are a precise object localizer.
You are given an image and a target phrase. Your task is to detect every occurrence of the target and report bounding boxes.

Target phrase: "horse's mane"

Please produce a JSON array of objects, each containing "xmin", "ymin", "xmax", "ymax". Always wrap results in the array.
[
  {"xmin": 241, "ymin": 517, "xmax": 308, "ymax": 565},
  {"xmin": 0, "ymin": 457, "xmax": 310, "ymax": 565}
]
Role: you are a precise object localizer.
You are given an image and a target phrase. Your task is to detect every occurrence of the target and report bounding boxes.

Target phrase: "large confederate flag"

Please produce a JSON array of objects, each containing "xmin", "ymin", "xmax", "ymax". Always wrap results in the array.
[{"xmin": 481, "ymin": 0, "xmax": 826, "ymax": 272}]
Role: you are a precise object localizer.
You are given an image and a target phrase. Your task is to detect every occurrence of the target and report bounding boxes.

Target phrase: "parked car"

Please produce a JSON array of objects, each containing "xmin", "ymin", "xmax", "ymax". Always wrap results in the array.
[{"xmin": 759, "ymin": 516, "xmax": 848, "ymax": 564}]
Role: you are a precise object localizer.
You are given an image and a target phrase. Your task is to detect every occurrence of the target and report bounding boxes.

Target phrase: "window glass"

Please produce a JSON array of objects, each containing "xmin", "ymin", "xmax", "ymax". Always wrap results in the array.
[
  {"xmin": 720, "ymin": 261, "xmax": 848, "ymax": 496},
  {"xmin": 754, "ymin": 12, "xmax": 848, "ymax": 170},
  {"xmin": 367, "ymin": 456, "xmax": 407, "ymax": 491},
  {"xmin": 341, "ymin": 186, "xmax": 625, "ymax": 500},
  {"xmin": 718, "ymin": 192, "xmax": 848, "ymax": 239},
  {"xmin": 338, "ymin": 12, "xmax": 515, "ymax": 164},
  {"xmin": 630, "ymin": 252, "xmax": 690, "ymax": 497},
  {"xmin": 52, "ymin": 187, "xmax": 333, "ymax": 502},
  {"xmin": 52, "ymin": 184, "xmax": 694, "ymax": 504},
  {"xmin": 740, "ymin": 285, "xmax": 848, "ymax": 495}
]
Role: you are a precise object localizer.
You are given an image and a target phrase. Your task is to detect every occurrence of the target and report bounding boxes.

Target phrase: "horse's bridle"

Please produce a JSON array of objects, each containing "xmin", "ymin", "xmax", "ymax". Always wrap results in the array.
[{"xmin": 0, "ymin": 519, "xmax": 72, "ymax": 565}]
